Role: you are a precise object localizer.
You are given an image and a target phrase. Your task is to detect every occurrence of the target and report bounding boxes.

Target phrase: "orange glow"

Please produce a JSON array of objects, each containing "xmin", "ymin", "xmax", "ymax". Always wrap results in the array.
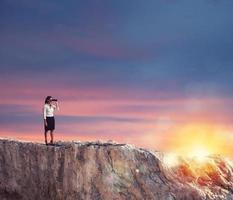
[{"xmin": 165, "ymin": 124, "xmax": 233, "ymax": 157}]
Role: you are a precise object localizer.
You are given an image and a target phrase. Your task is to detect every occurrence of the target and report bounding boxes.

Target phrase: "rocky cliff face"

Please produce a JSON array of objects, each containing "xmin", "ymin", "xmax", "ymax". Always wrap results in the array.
[{"xmin": 0, "ymin": 139, "xmax": 233, "ymax": 200}]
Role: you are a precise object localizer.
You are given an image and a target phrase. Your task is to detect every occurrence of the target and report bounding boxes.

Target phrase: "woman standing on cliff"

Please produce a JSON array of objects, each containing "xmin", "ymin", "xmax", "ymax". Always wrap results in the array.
[{"xmin": 43, "ymin": 96, "xmax": 59, "ymax": 145}]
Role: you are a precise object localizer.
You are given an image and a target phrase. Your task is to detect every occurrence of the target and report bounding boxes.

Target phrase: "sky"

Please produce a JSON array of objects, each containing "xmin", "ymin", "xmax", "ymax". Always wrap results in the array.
[{"xmin": 1, "ymin": 0, "xmax": 233, "ymax": 154}]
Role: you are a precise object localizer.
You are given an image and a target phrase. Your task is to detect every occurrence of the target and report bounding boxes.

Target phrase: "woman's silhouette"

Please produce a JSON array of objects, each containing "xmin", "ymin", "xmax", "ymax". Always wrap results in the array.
[{"xmin": 43, "ymin": 96, "xmax": 59, "ymax": 145}]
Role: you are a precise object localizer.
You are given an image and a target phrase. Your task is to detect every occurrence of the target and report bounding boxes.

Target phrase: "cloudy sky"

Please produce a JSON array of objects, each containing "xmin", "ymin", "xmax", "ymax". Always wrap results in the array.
[{"xmin": 1, "ymin": 0, "xmax": 233, "ymax": 152}]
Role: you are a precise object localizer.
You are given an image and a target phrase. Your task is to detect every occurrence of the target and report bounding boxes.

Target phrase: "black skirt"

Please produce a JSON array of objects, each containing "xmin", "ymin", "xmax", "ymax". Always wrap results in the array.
[{"xmin": 45, "ymin": 116, "xmax": 55, "ymax": 131}]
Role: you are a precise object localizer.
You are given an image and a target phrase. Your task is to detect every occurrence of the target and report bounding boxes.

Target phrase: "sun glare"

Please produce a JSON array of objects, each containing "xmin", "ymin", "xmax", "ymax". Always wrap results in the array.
[
  {"xmin": 165, "ymin": 124, "xmax": 232, "ymax": 158},
  {"xmin": 188, "ymin": 147, "xmax": 209, "ymax": 162}
]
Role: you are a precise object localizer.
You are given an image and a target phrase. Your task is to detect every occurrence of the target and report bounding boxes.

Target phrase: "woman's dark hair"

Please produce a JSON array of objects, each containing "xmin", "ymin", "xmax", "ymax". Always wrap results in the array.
[{"xmin": 45, "ymin": 96, "xmax": 52, "ymax": 104}]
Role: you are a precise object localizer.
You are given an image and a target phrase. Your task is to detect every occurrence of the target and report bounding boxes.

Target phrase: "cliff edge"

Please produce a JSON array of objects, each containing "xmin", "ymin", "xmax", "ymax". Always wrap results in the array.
[{"xmin": 0, "ymin": 139, "xmax": 233, "ymax": 200}]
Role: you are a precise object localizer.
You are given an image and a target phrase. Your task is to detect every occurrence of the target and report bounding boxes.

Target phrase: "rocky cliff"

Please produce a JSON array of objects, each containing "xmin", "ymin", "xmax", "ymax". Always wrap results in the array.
[{"xmin": 0, "ymin": 139, "xmax": 233, "ymax": 200}]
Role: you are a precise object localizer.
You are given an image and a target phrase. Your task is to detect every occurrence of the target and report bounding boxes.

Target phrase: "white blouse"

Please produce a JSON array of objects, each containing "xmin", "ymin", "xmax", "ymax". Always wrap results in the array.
[{"xmin": 43, "ymin": 104, "xmax": 59, "ymax": 119}]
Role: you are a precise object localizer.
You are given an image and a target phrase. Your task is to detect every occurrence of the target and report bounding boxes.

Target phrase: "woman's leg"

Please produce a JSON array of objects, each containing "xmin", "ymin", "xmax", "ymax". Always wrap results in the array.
[
  {"xmin": 50, "ymin": 130, "xmax": 54, "ymax": 144},
  {"xmin": 44, "ymin": 130, "xmax": 48, "ymax": 145}
]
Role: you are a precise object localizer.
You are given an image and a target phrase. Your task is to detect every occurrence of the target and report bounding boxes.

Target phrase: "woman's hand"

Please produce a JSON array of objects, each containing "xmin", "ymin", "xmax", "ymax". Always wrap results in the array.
[{"xmin": 44, "ymin": 119, "xmax": 48, "ymax": 127}]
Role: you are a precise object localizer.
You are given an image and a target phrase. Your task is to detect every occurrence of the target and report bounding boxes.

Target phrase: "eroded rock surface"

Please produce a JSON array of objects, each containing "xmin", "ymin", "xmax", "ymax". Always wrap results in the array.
[{"xmin": 0, "ymin": 139, "xmax": 232, "ymax": 200}]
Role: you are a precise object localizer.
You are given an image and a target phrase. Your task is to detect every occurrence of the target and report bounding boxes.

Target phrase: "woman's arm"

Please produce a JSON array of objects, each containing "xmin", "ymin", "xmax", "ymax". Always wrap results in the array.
[
  {"xmin": 57, "ymin": 101, "xmax": 60, "ymax": 111},
  {"xmin": 54, "ymin": 101, "xmax": 60, "ymax": 111},
  {"xmin": 43, "ymin": 105, "xmax": 47, "ymax": 126}
]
